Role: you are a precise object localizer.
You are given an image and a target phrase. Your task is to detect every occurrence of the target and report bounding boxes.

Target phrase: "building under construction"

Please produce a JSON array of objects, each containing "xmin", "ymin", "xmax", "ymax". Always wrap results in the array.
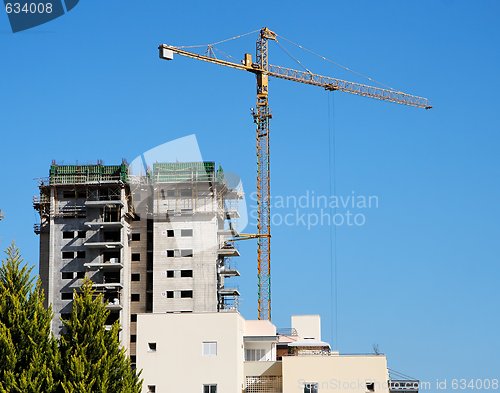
[{"xmin": 34, "ymin": 160, "xmax": 241, "ymax": 367}]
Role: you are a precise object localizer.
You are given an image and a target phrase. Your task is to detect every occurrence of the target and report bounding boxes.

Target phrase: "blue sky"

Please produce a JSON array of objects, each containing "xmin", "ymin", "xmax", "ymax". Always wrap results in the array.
[{"xmin": 1, "ymin": 0, "xmax": 499, "ymax": 390}]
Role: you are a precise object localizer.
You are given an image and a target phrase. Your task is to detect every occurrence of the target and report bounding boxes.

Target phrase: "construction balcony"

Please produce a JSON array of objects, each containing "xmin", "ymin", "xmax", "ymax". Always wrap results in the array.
[
  {"xmin": 219, "ymin": 266, "xmax": 240, "ymax": 277},
  {"xmin": 84, "ymin": 231, "xmax": 123, "ymax": 249},
  {"xmin": 85, "ymin": 200, "xmax": 124, "ymax": 208},
  {"xmin": 389, "ymin": 380, "xmax": 420, "ymax": 393},
  {"xmin": 84, "ymin": 257, "xmax": 123, "ymax": 270},
  {"xmin": 219, "ymin": 287, "xmax": 240, "ymax": 297},
  {"xmin": 84, "ymin": 220, "xmax": 124, "ymax": 229},
  {"xmin": 218, "ymin": 242, "xmax": 240, "ymax": 257}
]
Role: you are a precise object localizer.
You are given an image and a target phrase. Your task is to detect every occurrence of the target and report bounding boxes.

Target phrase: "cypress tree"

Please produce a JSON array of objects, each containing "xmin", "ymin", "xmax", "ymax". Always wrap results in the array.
[
  {"xmin": 0, "ymin": 243, "xmax": 59, "ymax": 393},
  {"xmin": 59, "ymin": 280, "xmax": 142, "ymax": 393}
]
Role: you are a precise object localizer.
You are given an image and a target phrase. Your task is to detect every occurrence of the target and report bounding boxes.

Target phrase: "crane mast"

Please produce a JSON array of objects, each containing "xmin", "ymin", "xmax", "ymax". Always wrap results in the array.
[
  {"xmin": 158, "ymin": 27, "xmax": 430, "ymax": 321},
  {"xmin": 253, "ymin": 28, "xmax": 275, "ymax": 321}
]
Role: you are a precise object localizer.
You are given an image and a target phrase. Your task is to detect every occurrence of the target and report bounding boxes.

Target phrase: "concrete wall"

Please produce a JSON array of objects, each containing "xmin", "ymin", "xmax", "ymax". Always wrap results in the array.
[
  {"xmin": 136, "ymin": 312, "xmax": 245, "ymax": 393},
  {"xmin": 282, "ymin": 354, "xmax": 390, "ymax": 393},
  {"xmin": 292, "ymin": 315, "xmax": 321, "ymax": 340}
]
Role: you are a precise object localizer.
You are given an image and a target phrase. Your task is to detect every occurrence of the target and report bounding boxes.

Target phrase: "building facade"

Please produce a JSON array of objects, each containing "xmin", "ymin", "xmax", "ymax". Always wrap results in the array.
[
  {"xmin": 136, "ymin": 312, "xmax": 416, "ymax": 393},
  {"xmin": 34, "ymin": 161, "xmax": 241, "ymax": 367}
]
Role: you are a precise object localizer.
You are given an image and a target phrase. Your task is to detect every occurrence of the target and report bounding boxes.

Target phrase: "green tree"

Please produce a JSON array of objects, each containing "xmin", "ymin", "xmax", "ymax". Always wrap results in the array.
[
  {"xmin": 0, "ymin": 243, "xmax": 59, "ymax": 393},
  {"xmin": 59, "ymin": 280, "xmax": 142, "ymax": 393}
]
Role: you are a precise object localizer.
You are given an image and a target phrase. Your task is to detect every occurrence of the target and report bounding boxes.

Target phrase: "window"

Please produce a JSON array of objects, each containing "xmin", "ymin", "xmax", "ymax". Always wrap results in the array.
[
  {"xmin": 76, "ymin": 272, "xmax": 85, "ymax": 279},
  {"xmin": 203, "ymin": 385, "xmax": 217, "ymax": 393},
  {"xmin": 63, "ymin": 231, "xmax": 74, "ymax": 239},
  {"xmin": 181, "ymin": 270, "xmax": 193, "ymax": 278},
  {"xmin": 131, "ymin": 294, "xmax": 140, "ymax": 302},
  {"xmin": 76, "ymin": 251, "xmax": 86, "ymax": 259},
  {"xmin": 181, "ymin": 229, "xmax": 193, "ymax": 237},
  {"xmin": 181, "ymin": 249, "xmax": 193, "ymax": 257},
  {"xmin": 166, "ymin": 250, "xmax": 174, "ymax": 257},
  {"xmin": 131, "ymin": 233, "xmax": 141, "ymax": 241},
  {"xmin": 131, "ymin": 253, "xmax": 140, "ymax": 262},
  {"xmin": 148, "ymin": 342, "xmax": 157, "ymax": 352},
  {"xmin": 61, "ymin": 292, "xmax": 73, "ymax": 300},
  {"xmin": 131, "ymin": 314, "xmax": 137, "ymax": 322},
  {"xmin": 166, "ymin": 229, "xmax": 174, "ymax": 237},
  {"xmin": 62, "ymin": 272, "xmax": 74, "ymax": 280},
  {"xmin": 62, "ymin": 251, "xmax": 74, "ymax": 259},
  {"xmin": 78, "ymin": 231, "xmax": 86, "ymax": 239},
  {"xmin": 304, "ymin": 383, "xmax": 318, "ymax": 393},
  {"xmin": 202, "ymin": 342, "xmax": 217, "ymax": 356},
  {"xmin": 130, "ymin": 335, "xmax": 137, "ymax": 343},
  {"xmin": 180, "ymin": 290, "xmax": 193, "ymax": 298},
  {"xmin": 245, "ymin": 349, "xmax": 266, "ymax": 361},
  {"xmin": 131, "ymin": 273, "xmax": 141, "ymax": 282},
  {"xmin": 147, "ymin": 385, "xmax": 156, "ymax": 393},
  {"xmin": 166, "ymin": 270, "xmax": 174, "ymax": 278},
  {"xmin": 366, "ymin": 382, "xmax": 375, "ymax": 392}
]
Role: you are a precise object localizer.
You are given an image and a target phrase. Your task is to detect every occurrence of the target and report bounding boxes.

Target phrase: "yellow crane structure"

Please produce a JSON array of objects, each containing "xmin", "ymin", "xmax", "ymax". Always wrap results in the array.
[{"xmin": 158, "ymin": 27, "xmax": 431, "ymax": 321}]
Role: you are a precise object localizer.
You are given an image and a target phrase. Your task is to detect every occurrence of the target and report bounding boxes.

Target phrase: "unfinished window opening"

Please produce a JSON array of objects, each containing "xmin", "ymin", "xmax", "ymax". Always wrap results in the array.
[
  {"xmin": 166, "ymin": 229, "xmax": 174, "ymax": 237},
  {"xmin": 131, "ymin": 273, "xmax": 141, "ymax": 282},
  {"xmin": 166, "ymin": 250, "xmax": 174, "ymax": 258},
  {"xmin": 63, "ymin": 231, "xmax": 75, "ymax": 239},
  {"xmin": 130, "ymin": 335, "xmax": 137, "ymax": 343},
  {"xmin": 61, "ymin": 292, "xmax": 73, "ymax": 300},
  {"xmin": 147, "ymin": 385, "xmax": 156, "ymax": 393},
  {"xmin": 76, "ymin": 251, "xmax": 86, "ymax": 259},
  {"xmin": 166, "ymin": 189, "xmax": 175, "ymax": 197},
  {"xmin": 180, "ymin": 290, "xmax": 193, "ymax": 298},
  {"xmin": 131, "ymin": 233, "xmax": 140, "ymax": 241},
  {"xmin": 77, "ymin": 231, "xmax": 86, "ymax": 239},
  {"xmin": 62, "ymin": 251, "xmax": 74, "ymax": 259},
  {"xmin": 103, "ymin": 230, "xmax": 121, "ymax": 242},
  {"xmin": 61, "ymin": 272, "xmax": 74, "ymax": 280},
  {"xmin": 166, "ymin": 291, "xmax": 174, "ymax": 298},
  {"xmin": 366, "ymin": 382, "xmax": 375, "ymax": 392},
  {"xmin": 62, "ymin": 190, "xmax": 75, "ymax": 199},
  {"xmin": 131, "ymin": 294, "xmax": 140, "ymax": 302},
  {"xmin": 148, "ymin": 342, "xmax": 157, "ymax": 352},
  {"xmin": 181, "ymin": 270, "xmax": 193, "ymax": 278},
  {"xmin": 76, "ymin": 272, "xmax": 85, "ymax": 279},
  {"xmin": 131, "ymin": 314, "xmax": 137, "ymax": 322},
  {"xmin": 131, "ymin": 253, "xmax": 141, "ymax": 262}
]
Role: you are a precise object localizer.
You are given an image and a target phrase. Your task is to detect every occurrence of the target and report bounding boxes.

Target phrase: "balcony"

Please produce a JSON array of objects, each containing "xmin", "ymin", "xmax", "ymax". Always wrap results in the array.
[
  {"xmin": 84, "ymin": 241, "xmax": 123, "ymax": 249},
  {"xmin": 92, "ymin": 283, "xmax": 123, "ymax": 290},
  {"xmin": 219, "ymin": 288, "xmax": 240, "ymax": 297},
  {"xmin": 389, "ymin": 380, "xmax": 419, "ymax": 393},
  {"xmin": 245, "ymin": 376, "xmax": 282, "ymax": 393},
  {"xmin": 84, "ymin": 258, "xmax": 123, "ymax": 270},
  {"xmin": 219, "ymin": 266, "xmax": 240, "ymax": 277},
  {"xmin": 218, "ymin": 243, "xmax": 240, "ymax": 257},
  {"xmin": 85, "ymin": 200, "xmax": 124, "ymax": 208},
  {"xmin": 84, "ymin": 220, "xmax": 123, "ymax": 229}
]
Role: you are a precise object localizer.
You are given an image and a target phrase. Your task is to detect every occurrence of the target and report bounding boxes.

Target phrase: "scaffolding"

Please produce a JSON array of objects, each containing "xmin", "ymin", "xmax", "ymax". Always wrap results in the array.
[{"xmin": 47, "ymin": 163, "xmax": 128, "ymax": 185}]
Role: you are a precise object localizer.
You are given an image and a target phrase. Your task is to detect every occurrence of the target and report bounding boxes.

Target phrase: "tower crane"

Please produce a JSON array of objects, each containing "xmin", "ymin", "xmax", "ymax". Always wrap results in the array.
[{"xmin": 159, "ymin": 27, "xmax": 431, "ymax": 321}]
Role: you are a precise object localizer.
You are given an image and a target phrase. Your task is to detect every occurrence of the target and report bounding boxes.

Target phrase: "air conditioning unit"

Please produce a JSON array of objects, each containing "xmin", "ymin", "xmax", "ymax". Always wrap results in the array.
[{"xmin": 109, "ymin": 258, "xmax": 119, "ymax": 264}]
